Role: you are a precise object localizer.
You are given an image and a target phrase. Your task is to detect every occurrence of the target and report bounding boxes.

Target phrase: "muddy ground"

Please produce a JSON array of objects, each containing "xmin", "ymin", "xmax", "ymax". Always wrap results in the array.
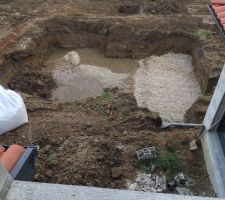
[{"xmin": 0, "ymin": 0, "xmax": 224, "ymax": 197}]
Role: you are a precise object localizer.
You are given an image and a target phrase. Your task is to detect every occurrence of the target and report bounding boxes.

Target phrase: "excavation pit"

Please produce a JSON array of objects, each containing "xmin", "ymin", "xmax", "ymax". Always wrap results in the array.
[
  {"xmin": 0, "ymin": 17, "xmax": 217, "ymax": 197},
  {"xmin": 8, "ymin": 48, "xmax": 202, "ymax": 123}
]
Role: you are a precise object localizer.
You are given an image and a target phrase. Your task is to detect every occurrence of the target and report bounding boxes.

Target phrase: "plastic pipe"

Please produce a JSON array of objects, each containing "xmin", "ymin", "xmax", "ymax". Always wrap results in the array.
[{"xmin": 0, "ymin": 144, "xmax": 25, "ymax": 172}]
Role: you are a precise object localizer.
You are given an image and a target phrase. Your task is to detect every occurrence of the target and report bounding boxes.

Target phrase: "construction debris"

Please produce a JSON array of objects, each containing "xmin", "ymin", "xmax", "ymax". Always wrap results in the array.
[
  {"xmin": 136, "ymin": 147, "xmax": 157, "ymax": 161},
  {"xmin": 128, "ymin": 173, "xmax": 167, "ymax": 193},
  {"xmin": 168, "ymin": 173, "xmax": 193, "ymax": 195},
  {"xmin": 175, "ymin": 187, "xmax": 193, "ymax": 196},
  {"xmin": 190, "ymin": 140, "xmax": 198, "ymax": 151}
]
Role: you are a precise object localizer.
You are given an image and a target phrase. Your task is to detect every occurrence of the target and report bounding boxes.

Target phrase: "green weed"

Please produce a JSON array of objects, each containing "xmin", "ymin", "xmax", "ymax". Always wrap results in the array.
[
  {"xmin": 99, "ymin": 91, "xmax": 112, "ymax": 100},
  {"xmin": 138, "ymin": 150, "xmax": 179, "ymax": 177},
  {"xmin": 196, "ymin": 29, "xmax": 213, "ymax": 40}
]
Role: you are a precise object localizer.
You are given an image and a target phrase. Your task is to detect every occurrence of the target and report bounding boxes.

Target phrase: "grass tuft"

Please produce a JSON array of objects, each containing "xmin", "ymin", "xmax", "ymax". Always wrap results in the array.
[
  {"xmin": 99, "ymin": 91, "xmax": 112, "ymax": 100},
  {"xmin": 138, "ymin": 150, "xmax": 179, "ymax": 177},
  {"xmin": 196, "ymin": 29, "xmax": 213, "ymax": 40}
]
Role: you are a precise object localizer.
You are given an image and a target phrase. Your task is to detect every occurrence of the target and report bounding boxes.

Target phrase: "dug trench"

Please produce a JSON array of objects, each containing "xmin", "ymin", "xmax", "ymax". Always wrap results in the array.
[{"xmin": 0, "ymin": 16, "xmax": 220, "ymax": 196}]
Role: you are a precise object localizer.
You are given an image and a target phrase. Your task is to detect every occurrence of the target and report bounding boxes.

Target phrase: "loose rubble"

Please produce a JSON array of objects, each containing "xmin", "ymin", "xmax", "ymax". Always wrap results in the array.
[
  {"xmin": 129, "ymin": 172, "xmax": 194, "ymax": 195},
  {"xmin": 128, "ymin": 173, "xmax": 167, "ymax": 193},
  {"xmin": 168, "ymin": 173, "xmax": 194, "ymax": 195}
]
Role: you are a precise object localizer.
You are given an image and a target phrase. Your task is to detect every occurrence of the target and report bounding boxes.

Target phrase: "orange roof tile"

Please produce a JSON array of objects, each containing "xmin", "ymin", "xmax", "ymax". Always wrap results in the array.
[{"xmin": 208, "ymin": 2, "xmax": 225, "ymax": 39}]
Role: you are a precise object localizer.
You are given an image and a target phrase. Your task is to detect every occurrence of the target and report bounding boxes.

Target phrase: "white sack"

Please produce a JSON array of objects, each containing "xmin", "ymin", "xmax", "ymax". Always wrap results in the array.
[{"xmin": 0, "ymin": 85, "xmax": 28, "ymax": 135}]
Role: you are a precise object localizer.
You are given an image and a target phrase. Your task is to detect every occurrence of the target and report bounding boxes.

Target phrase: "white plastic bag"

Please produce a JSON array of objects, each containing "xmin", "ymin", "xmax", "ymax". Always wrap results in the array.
[{"xmin": 0, "ymin": 85, "xmax": 28, "ymax": 135}]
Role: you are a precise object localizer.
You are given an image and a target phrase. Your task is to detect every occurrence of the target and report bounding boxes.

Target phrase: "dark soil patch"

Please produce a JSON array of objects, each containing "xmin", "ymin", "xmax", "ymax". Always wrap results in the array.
[
  {"xmin": 118, "ymin": 1, "xmax": 140, "ymax": 15},
  {"xmin": 8, "ymin": 71, "xmax": 57, "ymax": 99}
]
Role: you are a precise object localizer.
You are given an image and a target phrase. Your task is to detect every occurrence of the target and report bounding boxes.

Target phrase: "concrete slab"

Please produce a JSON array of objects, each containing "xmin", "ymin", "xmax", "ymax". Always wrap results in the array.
[
  {"xmin": 0, "ymin": 164, "xmax": 12, "ymax": 200},
  {"xmin": 201, "ymin": 132, "xmax": 225, "ymax": 197},
  {"xmin": 5, "ymin": 181, "xmax": 225, "ymax": 200}
]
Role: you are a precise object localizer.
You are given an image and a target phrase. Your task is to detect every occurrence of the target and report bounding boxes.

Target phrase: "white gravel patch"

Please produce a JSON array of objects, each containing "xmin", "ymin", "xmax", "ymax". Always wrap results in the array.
[{"xmin": 134, "ymin": 53, "xmax": 201, "ymax": 122}]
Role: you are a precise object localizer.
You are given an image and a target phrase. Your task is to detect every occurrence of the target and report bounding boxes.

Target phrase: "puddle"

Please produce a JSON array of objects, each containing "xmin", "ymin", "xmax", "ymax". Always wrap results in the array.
[
  {"xmin": 45, "ymin": 48, "xmax": 137, "ymax": 102},
  {"xmin": 45, "ymin": 49, "xmax": 201, "ymax": 122},
  {"xmin": 134, "ymin": 53, "xmax": 202, "ymax": 122}
]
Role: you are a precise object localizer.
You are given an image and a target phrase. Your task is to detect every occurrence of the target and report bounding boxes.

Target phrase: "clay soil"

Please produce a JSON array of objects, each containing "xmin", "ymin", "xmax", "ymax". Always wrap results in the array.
[{"xmin": 0, "ymin": 0, "xmax": 224, "ymax": 197}]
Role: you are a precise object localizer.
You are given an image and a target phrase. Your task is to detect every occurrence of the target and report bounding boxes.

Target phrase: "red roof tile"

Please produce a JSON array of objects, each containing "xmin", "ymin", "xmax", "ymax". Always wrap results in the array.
[
  {"xmin": 209, "ymin": 1, "xmax": 225, "ymax": 39},
  {"xmin": 211, "ymin": 0, "xmax": 225, "ymax": 4},
  {"xmin": 214, "ymin": 5, "xmax": 225, "ymax": 12}
]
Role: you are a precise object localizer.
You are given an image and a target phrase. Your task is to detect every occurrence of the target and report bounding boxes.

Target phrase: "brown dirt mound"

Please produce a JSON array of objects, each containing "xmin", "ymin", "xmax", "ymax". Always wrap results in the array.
[
  {"xmin": 184, "ymin": 96, "xmax": 211, "ymax": 124},
  {"xmin": 8, "ymin": 71, "xmax": 57, "ymax": 99}
]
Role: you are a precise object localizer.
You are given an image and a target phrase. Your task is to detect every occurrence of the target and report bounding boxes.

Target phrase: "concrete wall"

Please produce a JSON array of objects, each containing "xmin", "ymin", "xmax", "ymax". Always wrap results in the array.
[{"xmin": 6, "ymin": 181, "xmax": 225, "ymax": 200}]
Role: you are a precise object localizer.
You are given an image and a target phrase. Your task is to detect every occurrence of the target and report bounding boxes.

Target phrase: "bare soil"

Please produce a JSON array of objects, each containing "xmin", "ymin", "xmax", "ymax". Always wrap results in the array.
[
  {"xmin": 0, "ymin": 0, "xmax": 224, "ymax": 197},
  {"xmin": 8, "ymin": 71, "xmax": 57, "ymax": 98},
  {"xmin": 0, "ymin": 89, "xmax": 213, "ymax": 196}
]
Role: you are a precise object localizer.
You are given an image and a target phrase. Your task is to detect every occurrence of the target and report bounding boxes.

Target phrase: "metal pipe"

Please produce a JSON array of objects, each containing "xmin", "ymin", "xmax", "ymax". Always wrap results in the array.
[{"xmin": 161, "ymin": 123, "xmax": 202, "ymax": 129}]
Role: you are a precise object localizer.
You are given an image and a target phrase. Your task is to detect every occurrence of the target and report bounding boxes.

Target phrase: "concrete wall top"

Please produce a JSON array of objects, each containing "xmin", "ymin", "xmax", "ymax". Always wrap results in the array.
[{"xmin": 6, "ymin": 181, "xmax": 225, "ymax": 200}]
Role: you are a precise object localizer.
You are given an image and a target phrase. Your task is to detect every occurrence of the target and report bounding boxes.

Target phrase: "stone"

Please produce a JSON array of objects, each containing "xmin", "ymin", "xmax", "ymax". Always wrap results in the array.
[
  {"xmin": 111, "ymin": 167, "xmax": 123, "ymax": 179},
  {"xmin": 175, "ymin": 187, "xmax": 193, "ymax": 196},
  {"xmin": 151, "ymin": 164, "xmax": 156, "ymax": 172},
  {"xmin": 64, "ymin": 51, "xmax": 80, "ymax": 66},
  {"xmin": 128, "ymin": 183, "xmax": 137, "ymax": 190},
  {"xmin": 45, "ymin": 170, "xmax": 54, "ymax": 178},
  {"xmin": 132, "ymin": 173, "xmax": 166, "ymax": 193}
]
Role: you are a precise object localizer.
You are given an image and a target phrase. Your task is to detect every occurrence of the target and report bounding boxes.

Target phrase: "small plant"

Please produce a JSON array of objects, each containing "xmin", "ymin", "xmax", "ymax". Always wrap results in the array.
[
  {"xmin": 154, "ymin": 151, "xmax": 179, "ymax": 175},
  {"xmin": 138, "ymin": 150, "xmax": 179, "ymax": 177},
  {"xmin": 99, "ymin": 91, "xmax": 112, "ymax": 100},
  {"xmin": 196, "ymin": 29, "xmax": 213, "ymax": 40},
  {"xmin": 141, "ymin": 165, "xmax": 152, "ymax": 174}
]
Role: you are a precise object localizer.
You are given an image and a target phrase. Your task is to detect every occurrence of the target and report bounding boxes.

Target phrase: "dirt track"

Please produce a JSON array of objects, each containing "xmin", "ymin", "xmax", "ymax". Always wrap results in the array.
[{"xmin": 0, "ymin": 0, "xmax": 224, "ymax": 197}]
